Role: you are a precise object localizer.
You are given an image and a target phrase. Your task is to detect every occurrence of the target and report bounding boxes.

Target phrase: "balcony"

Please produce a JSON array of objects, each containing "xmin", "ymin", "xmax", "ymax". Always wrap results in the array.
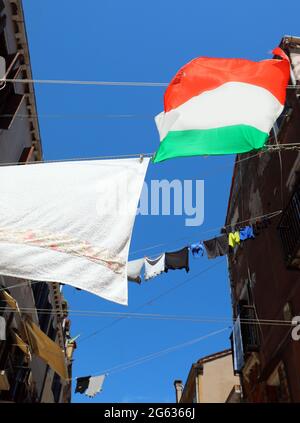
[{"xmin": 278, "ymin": 186, "xmax": 300, "ymax": 269}]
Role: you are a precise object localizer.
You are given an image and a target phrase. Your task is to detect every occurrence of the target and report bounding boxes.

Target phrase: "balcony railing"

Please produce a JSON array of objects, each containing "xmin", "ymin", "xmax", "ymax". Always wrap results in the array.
[{"xmin": 278, "ymin": 186, "xmax": 300, "ymax": 269}]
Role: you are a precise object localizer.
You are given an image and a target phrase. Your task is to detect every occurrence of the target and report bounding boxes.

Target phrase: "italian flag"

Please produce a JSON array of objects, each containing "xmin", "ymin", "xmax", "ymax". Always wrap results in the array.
[{"xmin": 153, "ymin": 48, "xmax": 290, "ymax": 163}]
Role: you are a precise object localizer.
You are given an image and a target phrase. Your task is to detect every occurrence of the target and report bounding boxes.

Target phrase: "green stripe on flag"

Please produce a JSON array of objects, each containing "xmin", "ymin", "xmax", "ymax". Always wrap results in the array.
[{"xmin": 153, "ymin": 125, "xmax": 268, "ymax": 163}]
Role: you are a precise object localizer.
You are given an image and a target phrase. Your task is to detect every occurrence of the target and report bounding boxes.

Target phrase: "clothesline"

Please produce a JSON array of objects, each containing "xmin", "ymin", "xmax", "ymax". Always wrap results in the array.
[
  {"xmin": 2, "ymin": 77, "xmax": 300, "ymax": 89},
  {"xmin": 129, "ymin": 209, "xmax": 282, "ymax": 258},
  {"xmin": 0, "ymin": 305, "xmax": 296, "ymax": 326},
  {"xmin": 79, "ymin": 260, "xmax": 225, "ymax": 342},
  {"xmin": 0, "ymin": 152, "xmax": 154, "ymax": 167},
  {"xmin": 3, "ymin": 113, "xmax": 153, "ymax": 120},
  {"xmin": 74, "ymin": 327, "xmax": 230, "ymax": 381},
  {"xmin": 0, "ymin": 142, "xmax": 299, "ymax": 168},
  {"xmin": 73, "ymin": 327, "xmax": 231, "ymax": 396}
]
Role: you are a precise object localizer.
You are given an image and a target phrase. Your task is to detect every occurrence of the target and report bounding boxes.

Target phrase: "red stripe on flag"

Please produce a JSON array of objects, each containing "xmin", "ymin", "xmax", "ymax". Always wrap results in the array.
[{"xmin": 164, "ymin": 48, "xmax": 290, "ymax": 112}]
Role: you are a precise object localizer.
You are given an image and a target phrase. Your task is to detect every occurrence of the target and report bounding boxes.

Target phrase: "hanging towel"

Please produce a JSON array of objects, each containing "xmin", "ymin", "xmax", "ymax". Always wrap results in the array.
[
  {"xmin": 75, "ymin": 375, "xmax": 106, "ymax": 397},
  {"xmin": 239, "ymin": 226, "xmax": 255, "ymax": 241},
  {"xmin": 0, "ymin": 316, "xmax": 6, "ymax": 341},
  {"xmin": 165, "ymin": 247, "xmax": 189, "ymax": 273},
  {"xmin": 0, "ymin": 158, "xmax": 149, "ymax": 305},
  {"xmin": 25, "ymin": 318, "xmax": 68, "ymax": 380},
  {"xmin": 144, "ymin": 254, "xmax": 165, "ymax": 280},
  {"xmin": 228, "ymin": 231, "xmax": 240, "ymax": 248},
  {"xmin": 127, "ymin": 258, "xmax": 144, "ymax": 284},
  {"xmin": 203, "ymin": 235, "xmax": 228, "ymax": 259},
  {"xmin": 190, "ymin": 242, "xmax": 204, "ymax": 258}
]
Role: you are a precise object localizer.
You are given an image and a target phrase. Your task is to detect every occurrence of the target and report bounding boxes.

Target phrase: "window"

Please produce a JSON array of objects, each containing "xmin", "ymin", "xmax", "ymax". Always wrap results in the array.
[
  {"xmin": 51, "ymin": 373, "xmax": 62, "ymax": 403},
  {"xmin": 48, "ymin": 321, "xmax": 57, "ymax": 341},
  {"xmin": 278, "ymin": 185, "xmax": 300, "ymax": 268},
  {"xmin": 18, "ymin": 146, "xmax": 34, "ymax": 164},
  {"xmin": 32, "ymin": 282, "xmax": 53, "ymax": 333},
  {"xmin": 239, "ymin": 304, "xmax": 260, "ymax": 353}
]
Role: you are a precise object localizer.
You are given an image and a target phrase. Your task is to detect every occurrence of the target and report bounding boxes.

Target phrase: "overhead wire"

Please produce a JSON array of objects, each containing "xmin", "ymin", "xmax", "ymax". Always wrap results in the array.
[
  {"xmin": 0, "ymin": 305, "xmax": 297, "ymax": 327},
  {"xmin": 4, "ymin": 78, "xmax": 169, "ymax": 87},
  {"xmin": 1, "ymin": 77, "xmax": 299, "ymax": 89},
  {"xmin": 0, "ymin": 152, "xmax": 154, "ymax": 167},
  {"xmin": 79, "ymin": 260, "xmax": 225, "ymax": 342},
  {"xmin": 74, "ymin": 327, "xmax": 230, "ymax": 380},
  {"xmin": 0, "ymin": 113, "xmax": 154, "ymax": 121}
]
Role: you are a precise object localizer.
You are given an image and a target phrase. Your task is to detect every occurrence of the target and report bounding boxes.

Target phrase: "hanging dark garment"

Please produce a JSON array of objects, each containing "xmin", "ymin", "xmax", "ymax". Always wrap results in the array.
[
  {"xmin": 190, "ymin": 242, "xmax": 205, "ymax": 258},
  {"xmin": 165, "ymin": 247, "xmax": 189, "ymax": 273},
  {"xmin": 203, "ymin": 235, "xmax": 228, "ymax": 259},
  {"xmin": 75, "ymin": 376, "xmax": 91, "ymax": 394},
  {"xmin": 75, "ymin": 375, "xmax": 106, "ymax": 397}
]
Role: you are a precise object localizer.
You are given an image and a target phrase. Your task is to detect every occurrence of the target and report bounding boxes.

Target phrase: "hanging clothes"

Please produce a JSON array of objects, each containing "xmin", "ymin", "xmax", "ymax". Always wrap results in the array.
[
  {"xmin": 0, "ymin": 316, "xmax": 6, "ymax": 341},
  {"xmin": 190, "ymin": 242, "xmax": 204, "ymax": 258},
  {"xmin": 11, "ymin": 329, "xmax": 31, "ymax": 358},
  {"xmin": 85, "ymin": 375, "xmax": 106, "ymax": 397},
  {"xmin": 0, "ymin": 158, "xmax": 149, "ymax": 305},
  {"xmin": 75, "ymin": 375, "xmax": 106, "ymax": 397},
  {"xmin": 127, "ymin": 258, "xmax": 144, "ymax": 284},
  {"xmin": 75, "ymin": 376, "xmax": 91, "ymax": 394},
  {"xmin": 228, "ymin": 231, "xmax": 240, "ymax": 248},
  {"xmin": 144, "ymin": 254, "xmax": 165, "ymax": 280},
  {"xmin": 239, "ymin": 225, "xmax": 255, "ymax": 241},
  {"xmin": 203, "ymin": 235, "xmax": 228, "ymax": 259},
  {"xmin": 25, "ymin": 318, "xmax": 68, "ymax": 379},
  {"xmin": 165, "ymin": 247, "xmax": 189, "ymax": 273}
]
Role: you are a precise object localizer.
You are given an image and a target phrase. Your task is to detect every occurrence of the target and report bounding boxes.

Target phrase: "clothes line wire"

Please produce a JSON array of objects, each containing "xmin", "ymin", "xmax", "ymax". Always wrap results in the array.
[
  {"xmin": 0, "ymin": 208, "xmax": 280, "ymax": 300},
  {"xmin": 3, "ymin": 112, "xmax": 290, "ymax": 122},
  {"xmin": 81, "ymin": 208, "xmax": 282, "ymax": 341},
  {"xmin": 0, "ymin": 306, "xmax": 296, "ymax": 326},
  {"xmin": 4, "ymin": 78, "xmax": 169, "ymax": 87},
  {"xmin": 2, "ymin": 113, "xmax": 154, "ymax": 120},
  {"xmin": 79, "ymin": 260, "xmax": 225, "ymax": 342},
  {"xmin": 0, "ymin": 141, "xmax": 298, "ymax": 168},
  {"xmin": 74, "ymin": 327, "xmax": 230, "ymax": 381},
  {"xmin": 0, "ymin": 152, "xmax": 154, "ymax": 167},
  {"xmin": 129, "ymin": 209, "xmax": 282, "ymax": 258},
  {"xmin": 2, "ymin": 77, "xmax": 299, "ymax": 89},
  {"xmin": 0, "ymin": 279, "xmax": 42, "ymax": 293}
]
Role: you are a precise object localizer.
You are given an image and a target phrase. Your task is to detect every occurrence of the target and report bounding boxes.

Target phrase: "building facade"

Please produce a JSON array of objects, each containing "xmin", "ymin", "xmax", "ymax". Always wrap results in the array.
[
  {"xmin": 226, "ymin": 36, "xmax": 300, "ymax": 402},
  {"xmin": 174, "ymin": 349, "xmax": 241, "ymax": 403},
  {"xmin": 0, "ymin": 0, "xmax": 73, "ymax": 403}
]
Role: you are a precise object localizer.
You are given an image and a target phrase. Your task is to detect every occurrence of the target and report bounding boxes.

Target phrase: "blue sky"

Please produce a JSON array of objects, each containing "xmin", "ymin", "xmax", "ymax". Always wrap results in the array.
[{"xmin": 22, "ymin": 0, "xmax": 300, "ymax": 403}]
